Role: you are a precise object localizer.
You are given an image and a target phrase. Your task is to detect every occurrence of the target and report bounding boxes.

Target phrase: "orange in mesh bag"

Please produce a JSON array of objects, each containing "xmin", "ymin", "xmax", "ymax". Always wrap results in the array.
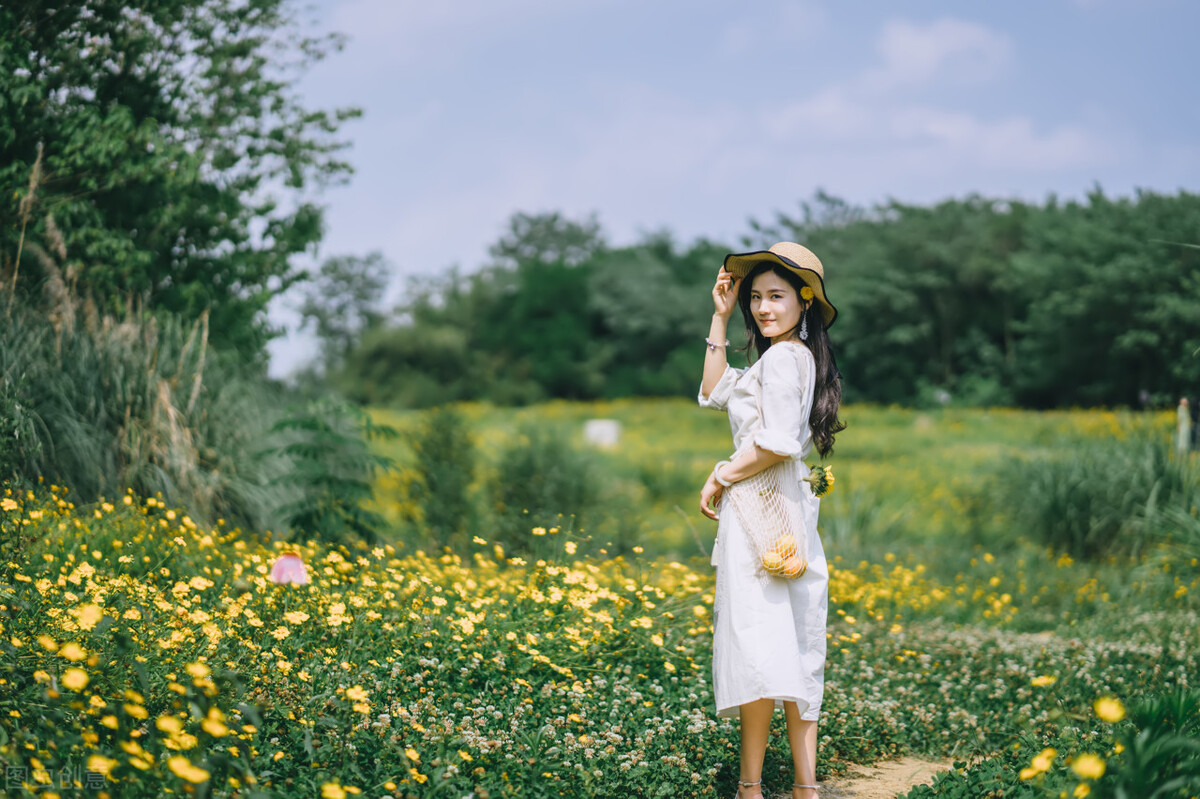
[{"xmin": 722, "ymin": 456, "xmax": 810, "ymax": 580}]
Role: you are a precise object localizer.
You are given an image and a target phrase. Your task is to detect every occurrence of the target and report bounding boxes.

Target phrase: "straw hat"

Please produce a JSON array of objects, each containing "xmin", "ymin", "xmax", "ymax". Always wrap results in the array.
[{"xmin": 722, "ymin": 242, "xmax": 837, "ymax": 328}]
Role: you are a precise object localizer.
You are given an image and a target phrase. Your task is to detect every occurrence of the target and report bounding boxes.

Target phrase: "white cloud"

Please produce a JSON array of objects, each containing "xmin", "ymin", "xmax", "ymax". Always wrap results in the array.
[
  {"xmin": 718, "ymin": 1, "xmax": 828, "ymax": 57},
  {"xmin": 887, "ymin": 108, "xmax": 1112, "ymax": 170},
  {"xmin": 862, "ymin": 18, "xmax": 1013, "ymax": 91},
  {"xmin": 764, "ymin": 87, "xmax": 874, "ymax": 141},
  {"xmin": 321, "ymin": 0, "xmax": 601, "ymax": 70},
  {"xmin": 757, "ymin": 17, "xmax": 1110, "ymax": 175}
]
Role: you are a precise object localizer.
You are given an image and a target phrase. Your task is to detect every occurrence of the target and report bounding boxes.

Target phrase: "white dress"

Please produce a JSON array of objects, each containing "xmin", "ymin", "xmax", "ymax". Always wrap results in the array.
[{"xmin": 698, "ymin": 340, "xmax": 829, "ymax": 720}]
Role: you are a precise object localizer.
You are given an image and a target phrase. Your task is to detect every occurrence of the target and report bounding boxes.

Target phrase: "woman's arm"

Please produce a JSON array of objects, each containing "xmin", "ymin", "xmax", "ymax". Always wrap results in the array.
[
  {"xmin": 699, "ymin": 444, "xmax": 787, "ymax": 520},
  {"xmin": 700, "ymin": 268, "xmax": 740, "ymax": 399},
  {"xmin": 700, "ymin": 345, "xmax": 809, "ymax": 521}
]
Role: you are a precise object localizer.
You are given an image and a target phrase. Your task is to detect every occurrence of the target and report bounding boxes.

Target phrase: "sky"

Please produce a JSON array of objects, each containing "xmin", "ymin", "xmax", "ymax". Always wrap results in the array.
[{"xmin": 266, "ymin": 0, "xmax": 1200, "ymax": 376}]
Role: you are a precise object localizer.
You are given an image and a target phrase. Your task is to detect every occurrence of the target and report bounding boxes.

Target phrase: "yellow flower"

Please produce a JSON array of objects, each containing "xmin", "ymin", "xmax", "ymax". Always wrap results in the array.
[
  {"xmin": 62, "ymin": 667, "xmax": 89, "ymax": 691},
  {"xmin": 58, "ymin": 642, "xmax": 87, "ymax": 661},
  {"xmin": 345, "ymin": 685, "xmax": 368, "ymax": 701},
  {"xmin": 405, "ymin": 747, "xmax": 420, "ymax": 762},
  {"xmin": 1071, "ymin": 754, "xmax": 1106, "ymax": 780},
  {"xmin": 157, "ymin": 715, "xmax": 184, "ymax": 734},
  {"xmin": 1093, "ymin": 697, "xmax": 1125, "ymax": 723},
  {"xmin": 322, "ymin": 783, "xmax": 346, "ymax": 799},
  {"xmin": 185, "ymin": 662, "xmax": 211, "ymax": 678},
  {"xmin": 1031, "ymin": 675, "xmax": 1057, "ymax": 687},
  {"xmin": 73, "ymin": 604, "xmax": 103, "ymax": 631},
  {"xmin": 802, "ymin": 465, "xmax": 834, "ymax": 498},
  {"xmin": 1019, "ymin": 767, "xmax": 1039, "ymax": 780},
  {"xmin": 459, "ymin": 750, "xmax": 473, "ymax": 762},
  {"xmin": 1031, "ymin": 748, "xmax": 1057, "ymax": 772},
  {"xmin": 202, "ymin": 707, "xmax": 229, "ymax": 737},
  {"xmin": 125, "ymin": 703, "xmax": 149, "ymax": 719},
  {"xmin": 1074, "ymin": 783, "xmax": 1091, "ymax": 798},
  {"xmin": 87, "ymin": 754, "xmax": 118, "ymax": 776},
  {"xmin": 167, "ymin": 755, "xmax": 210, "ymax": 783},
  {"xmin": 101, "ymin": 715, "xmax": 118, "ymax": 729},
  {"xmin": 800, "ymin": 286, "xmax": 815, "ymax": 300},
  {"xmin": 120, "ymin": 740, "xmax": 147, "ymax": 756},
  {"xmin": 37, "ymin": 635, "xmax": 58, "ymax": 652},
  {"xmin": 1, "ymin": 498, "xmax": 17, "ymax": 511}
]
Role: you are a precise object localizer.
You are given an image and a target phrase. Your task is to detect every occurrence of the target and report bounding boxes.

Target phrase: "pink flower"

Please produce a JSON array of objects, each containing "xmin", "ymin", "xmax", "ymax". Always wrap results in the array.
[{"xmin": 269, "ymin": 552, "xmax": 309, "ymax": 585}]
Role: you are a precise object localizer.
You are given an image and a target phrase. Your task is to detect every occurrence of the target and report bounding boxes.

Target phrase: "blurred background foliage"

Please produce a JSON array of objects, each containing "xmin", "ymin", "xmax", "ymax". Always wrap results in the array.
[{"xmin": 328, "ymin": 192, "xmax": 1200, "ymax": 410}]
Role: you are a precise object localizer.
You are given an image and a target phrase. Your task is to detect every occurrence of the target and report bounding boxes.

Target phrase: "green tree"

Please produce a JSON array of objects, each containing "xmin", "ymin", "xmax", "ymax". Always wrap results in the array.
[
  {"xmin": 297, "ymin": 251, "xmax": 390, "ymax": 376},
  {"xmin": 488, "ymin": 211, "xmax": 605, "ymax": 268},
  {"xmin": 0, "ymin": 0, "xmax": 359, "ymax": 362},
  {"xmin": 1014, "ymin": 189, "xmax": 1200, "ymax": 407}
]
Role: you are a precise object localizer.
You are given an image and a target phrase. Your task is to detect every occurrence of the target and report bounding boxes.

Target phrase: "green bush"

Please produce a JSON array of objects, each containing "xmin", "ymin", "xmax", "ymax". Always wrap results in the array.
[
  {"xmin": 409, "ymin": 405, "xmax": 477, "ymax": 551},
  {"xmin": 262, "ymin": 398, "xmax": 398, "ymax": 545},
  {"xmin": 487, "ymin": 422, "xmax": 604, "ymax": 556}
]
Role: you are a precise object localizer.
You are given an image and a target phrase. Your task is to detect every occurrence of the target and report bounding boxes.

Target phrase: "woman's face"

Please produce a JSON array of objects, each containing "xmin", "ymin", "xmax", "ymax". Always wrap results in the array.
[{"xmin": 750, "ymin": 271, "xmax": 809, "ymax": 344}]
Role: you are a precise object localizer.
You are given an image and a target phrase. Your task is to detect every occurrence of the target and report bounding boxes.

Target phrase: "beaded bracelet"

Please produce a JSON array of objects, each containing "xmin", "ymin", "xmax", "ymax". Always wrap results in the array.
[
  {"xmin": 705, "ymin": 337, "xmax": 730, "ymax": 352},
  {"xmin": 712, "ymin": 460, "xmax": 733, "ymax": 487}
]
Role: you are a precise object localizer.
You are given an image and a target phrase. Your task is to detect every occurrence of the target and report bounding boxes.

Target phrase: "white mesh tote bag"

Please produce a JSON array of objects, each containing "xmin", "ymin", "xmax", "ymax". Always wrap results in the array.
[{"xmin": 723, "ymin": 451, "xmax": 810, "ymax": 581}]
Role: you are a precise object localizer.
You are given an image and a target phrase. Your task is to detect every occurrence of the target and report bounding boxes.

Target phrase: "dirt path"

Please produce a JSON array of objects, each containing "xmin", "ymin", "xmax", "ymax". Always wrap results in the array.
[{"xmin": 764, "ymin": 757, "xmax": 953, "ymax": 799}]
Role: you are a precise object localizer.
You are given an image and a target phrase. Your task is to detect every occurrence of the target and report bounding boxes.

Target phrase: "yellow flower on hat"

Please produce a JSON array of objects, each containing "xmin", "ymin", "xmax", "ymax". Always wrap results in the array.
[{"xmin": 800, "ymin": 286, "xmax": 814, "ymax": 301}]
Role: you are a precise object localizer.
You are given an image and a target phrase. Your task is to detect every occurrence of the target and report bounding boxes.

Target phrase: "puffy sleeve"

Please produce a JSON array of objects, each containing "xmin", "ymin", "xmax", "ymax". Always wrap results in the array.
[
  {"xmin": 752, "ymin": 343, "xmax": 813, "ymax": 458},
  {"xmin": 697, "ymin": 363, "xmax": 744, "ymax": 411}
]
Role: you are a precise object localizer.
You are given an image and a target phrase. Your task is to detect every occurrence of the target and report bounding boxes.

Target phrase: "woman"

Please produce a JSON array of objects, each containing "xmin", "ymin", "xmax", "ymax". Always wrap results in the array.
[{"xmin": 697, "ymin": 242, "xmax": 845, "ymax": 799}]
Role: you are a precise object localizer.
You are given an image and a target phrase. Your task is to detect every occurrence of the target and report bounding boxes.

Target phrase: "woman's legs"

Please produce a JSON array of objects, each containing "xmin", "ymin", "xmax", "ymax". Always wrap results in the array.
[
  {"xmin": 737, "ymin": 698, "xmax": 774, "ymax": 797},
  {"xmin": 783, "ymin": 701, "xmax": 818, "ymax": 798}
]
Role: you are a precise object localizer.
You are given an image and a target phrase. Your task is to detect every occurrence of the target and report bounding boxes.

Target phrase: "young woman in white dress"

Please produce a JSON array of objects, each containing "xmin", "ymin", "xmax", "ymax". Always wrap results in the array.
[{"xmin": 697, "ymin": 242, "xmax": 845, "ymax": 799}]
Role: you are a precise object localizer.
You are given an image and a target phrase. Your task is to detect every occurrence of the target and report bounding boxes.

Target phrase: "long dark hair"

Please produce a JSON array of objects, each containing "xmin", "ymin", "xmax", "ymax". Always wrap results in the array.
[{"xmin": 737, "ymin": 263, "xmax": 846, "ymax": 458}]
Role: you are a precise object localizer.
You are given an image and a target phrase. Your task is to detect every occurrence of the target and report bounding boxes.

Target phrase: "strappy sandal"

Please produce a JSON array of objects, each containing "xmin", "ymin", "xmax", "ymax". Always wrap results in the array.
[{"xmin": 735, "ymin": 778, "xmax": 763, "ymax": 798}]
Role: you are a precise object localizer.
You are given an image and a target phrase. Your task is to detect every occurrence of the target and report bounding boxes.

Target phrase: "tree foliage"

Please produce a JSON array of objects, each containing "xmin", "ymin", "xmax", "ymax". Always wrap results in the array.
[
  {"xmin": 0, "ymin": 0, "xmax": 358, "ymax": 362},
  {"xmin": 297, "ymin": 251, "xmax": 390, "ymax": 376},
  {"xmin": 341, "ymin": 192, "xmax": 1200, "ymax": 410}
]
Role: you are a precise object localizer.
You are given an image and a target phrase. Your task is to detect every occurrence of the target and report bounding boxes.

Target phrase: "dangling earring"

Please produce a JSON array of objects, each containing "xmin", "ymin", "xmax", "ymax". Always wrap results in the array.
[{"xmin": 799, "ymin": 308, "xmax": 809, "ymax": 341}]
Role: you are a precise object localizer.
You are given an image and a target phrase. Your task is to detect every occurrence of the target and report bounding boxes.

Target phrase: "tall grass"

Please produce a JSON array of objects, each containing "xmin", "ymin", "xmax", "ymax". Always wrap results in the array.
[
  {"xmin": 0, "ymin": 300, "xmax": 295, "ymax": 532},
  {"xmin": 987, "ymin": 422, "xmax": 1197, "ymax": 560}
]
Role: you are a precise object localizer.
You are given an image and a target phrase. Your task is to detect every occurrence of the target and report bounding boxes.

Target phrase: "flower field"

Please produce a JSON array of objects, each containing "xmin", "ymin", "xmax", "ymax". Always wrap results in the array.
[{"xmin": 2, "ymin": 403, "xmax": 1199, "ymax": 797}]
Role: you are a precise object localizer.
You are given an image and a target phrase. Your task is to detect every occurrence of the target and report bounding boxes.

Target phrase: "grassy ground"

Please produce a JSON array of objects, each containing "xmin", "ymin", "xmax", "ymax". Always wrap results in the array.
[{"xmin": 1, "ymin": 403, "xmax": 1196, "ymax": 798}]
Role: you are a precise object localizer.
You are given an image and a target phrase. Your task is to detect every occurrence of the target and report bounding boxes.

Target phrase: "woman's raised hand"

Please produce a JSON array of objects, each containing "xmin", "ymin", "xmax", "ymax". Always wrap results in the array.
[{"xmin": 712, "ymin": 267, "xmax": 740, "ymax": 319}]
